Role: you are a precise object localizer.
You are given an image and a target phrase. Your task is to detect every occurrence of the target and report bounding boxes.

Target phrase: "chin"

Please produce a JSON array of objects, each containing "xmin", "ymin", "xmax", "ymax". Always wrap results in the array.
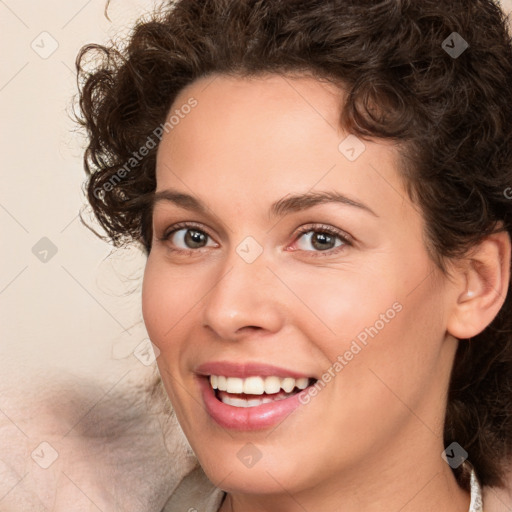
[{"xmin": 199, "ymin": 456, "xmax": 303, "ymax": 495}]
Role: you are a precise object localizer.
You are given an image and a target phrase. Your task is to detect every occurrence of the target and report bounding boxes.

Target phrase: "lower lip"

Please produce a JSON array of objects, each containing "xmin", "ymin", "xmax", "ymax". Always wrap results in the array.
[{"xmin": 198, "ymin": 377, "xmax": 309, "ymax": 431}]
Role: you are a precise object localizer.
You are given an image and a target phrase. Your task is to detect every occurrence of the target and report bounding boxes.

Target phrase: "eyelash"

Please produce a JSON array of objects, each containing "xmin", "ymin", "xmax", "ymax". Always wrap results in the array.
[{"xmin": 158, "ymin": 222, "xmax": 353, "ymax": 258}]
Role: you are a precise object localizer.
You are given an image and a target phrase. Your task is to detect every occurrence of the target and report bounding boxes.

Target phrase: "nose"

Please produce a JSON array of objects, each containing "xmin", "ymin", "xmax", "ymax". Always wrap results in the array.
[{"xmin": 201, "ymin": 247, "xmax": 285, "ymax": 341}]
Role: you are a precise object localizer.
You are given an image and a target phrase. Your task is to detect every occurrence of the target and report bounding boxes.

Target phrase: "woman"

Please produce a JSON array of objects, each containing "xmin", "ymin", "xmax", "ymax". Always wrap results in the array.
[{"xmin": 76, "ymin": 0, "xmax": 512, "ymax": 510}]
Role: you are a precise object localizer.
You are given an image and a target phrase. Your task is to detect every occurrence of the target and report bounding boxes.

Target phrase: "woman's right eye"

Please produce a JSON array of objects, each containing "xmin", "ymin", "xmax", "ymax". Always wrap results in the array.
[{"xmin": 160, "ymin": 223, "xmax": 217, "ymax": 253}]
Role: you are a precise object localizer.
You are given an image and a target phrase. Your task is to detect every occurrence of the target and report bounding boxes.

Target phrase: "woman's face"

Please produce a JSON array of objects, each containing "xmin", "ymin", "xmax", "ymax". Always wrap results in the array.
[{"xmin": 142, "ymin": 74, "xmax": 459, "ymax": 498}]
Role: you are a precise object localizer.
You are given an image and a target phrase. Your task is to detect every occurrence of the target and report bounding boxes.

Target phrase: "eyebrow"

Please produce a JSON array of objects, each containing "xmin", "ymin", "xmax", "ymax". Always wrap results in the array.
[{"xmin": 151, "ymin": 189, "xmax": 378, "ymax": 218}]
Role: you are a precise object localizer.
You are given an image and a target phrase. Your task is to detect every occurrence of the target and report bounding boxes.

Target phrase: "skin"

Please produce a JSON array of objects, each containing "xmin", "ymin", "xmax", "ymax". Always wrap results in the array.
[{"xmin": 142, "ymin": 73, "xmax": 510, "ymax": 512}]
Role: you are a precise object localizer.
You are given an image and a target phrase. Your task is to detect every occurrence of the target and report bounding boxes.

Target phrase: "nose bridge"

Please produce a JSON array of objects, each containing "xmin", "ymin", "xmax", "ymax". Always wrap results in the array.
[{"xmin": 201, "ymin": 240, "xmax": 284, "ymax": 340}]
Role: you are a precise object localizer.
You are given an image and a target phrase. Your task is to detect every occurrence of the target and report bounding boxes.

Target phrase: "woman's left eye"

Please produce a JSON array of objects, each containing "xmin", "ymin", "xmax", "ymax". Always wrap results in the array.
[{"xmin": 292, "ymin": 226, "xmax": 351, "ymax": 256}]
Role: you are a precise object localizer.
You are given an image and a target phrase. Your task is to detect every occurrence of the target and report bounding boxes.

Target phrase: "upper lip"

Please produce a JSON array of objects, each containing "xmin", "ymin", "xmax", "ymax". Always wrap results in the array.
[{"xmin": 195, "ymin": 361, "xmax": 315, "ymax": 379}]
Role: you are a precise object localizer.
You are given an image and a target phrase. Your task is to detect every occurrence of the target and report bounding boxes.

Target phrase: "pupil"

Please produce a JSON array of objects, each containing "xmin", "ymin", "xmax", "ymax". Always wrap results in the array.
[
  {"xmin": 186, "ymin": 229, "xmax": 206, "ymax": 248},
  {"xmin": 313, "ymin": 232, "xmax": 334, "ymax": 251}
]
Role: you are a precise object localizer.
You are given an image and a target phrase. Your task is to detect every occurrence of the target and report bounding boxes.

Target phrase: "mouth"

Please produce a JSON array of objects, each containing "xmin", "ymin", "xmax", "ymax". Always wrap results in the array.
[
  {"xmin": 196, "ymin": 369, "xmax": 319, "ymax": 430},
  {"xmin": 194, "ymin": 361, "xmax": 320, "ymax": 430},
  {"xmin": 210, "ymin": 375, "xmax": 317, "ymax": 408}
]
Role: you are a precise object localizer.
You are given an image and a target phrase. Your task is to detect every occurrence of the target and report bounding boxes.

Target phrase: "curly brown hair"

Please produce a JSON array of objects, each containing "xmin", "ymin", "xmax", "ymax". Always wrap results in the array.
[{"xmin": 75, "ymin": 0, "xmax": 512, "ymax": 490}]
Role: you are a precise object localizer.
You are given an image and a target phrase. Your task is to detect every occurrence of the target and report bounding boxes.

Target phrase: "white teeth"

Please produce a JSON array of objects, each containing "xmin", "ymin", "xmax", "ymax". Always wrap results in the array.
[
  {"xmin": 220, "ymin": 393, "xmax": 290, "ymax": 407},
  {"xmin": 217, "ymin": 375, "xmax": 227, "ymax": 390},
  {"xmin": 280, "ymin": 377, "xmax": 295, "ymax": 393},
  {"xmin": 226, "ymin": 377, "xmax": 244, "ymax": 394},
  {"xmin": 209, "ymin": 375, "xmax": 312, "ymax": 394},
  {"xmin": 296, "ymin": 377, "xmax": 309, "ymax": 390},
  {"xmin": 243, "ymin": 376, "xmax": 265, "ymax": 395},
  {"xmin": 264, "ymin": 376, "xmax": 281, "ymax": 394},
  {"xmin": 223, "ymin": 396, "xmax": 251, "ymax": 408}
]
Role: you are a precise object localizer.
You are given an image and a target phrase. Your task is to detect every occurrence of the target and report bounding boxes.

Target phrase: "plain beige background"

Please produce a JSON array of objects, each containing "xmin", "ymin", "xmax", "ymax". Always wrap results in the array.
[{"xmin": 1, "ymin": 1, "xmax": 512, "ymax": 511}]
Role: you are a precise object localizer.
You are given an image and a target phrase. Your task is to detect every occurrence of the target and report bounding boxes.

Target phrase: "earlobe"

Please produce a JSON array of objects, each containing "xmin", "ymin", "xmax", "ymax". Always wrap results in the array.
[{"xmin": 447, "ymin": 230, "xmax": 511, "ymax": 340}]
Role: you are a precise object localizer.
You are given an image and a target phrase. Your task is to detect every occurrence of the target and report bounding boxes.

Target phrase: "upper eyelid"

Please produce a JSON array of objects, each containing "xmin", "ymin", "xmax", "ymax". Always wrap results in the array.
[
  {"xmin": 295, "ymin": 224, "xmax": 353, "ymax": 244},
  {"xmin": 162, "ymin": 221, "xmax": 212, "ymax": 238}
]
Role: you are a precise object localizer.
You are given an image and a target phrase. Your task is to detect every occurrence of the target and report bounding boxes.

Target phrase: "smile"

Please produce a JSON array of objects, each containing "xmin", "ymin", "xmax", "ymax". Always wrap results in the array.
[
  {"xmin": 194, "ymin": 361, "xmax": 320, "ymax": 430},
  {"xmin": 210, "ymin": 375, "xmax": 313, "ymax": 408}
]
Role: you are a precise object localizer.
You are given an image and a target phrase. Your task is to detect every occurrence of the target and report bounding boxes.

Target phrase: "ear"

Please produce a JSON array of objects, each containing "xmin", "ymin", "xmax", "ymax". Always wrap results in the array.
[{"xmin": 446, "ymin": 229, "xmax": 511, "ymax": 340}]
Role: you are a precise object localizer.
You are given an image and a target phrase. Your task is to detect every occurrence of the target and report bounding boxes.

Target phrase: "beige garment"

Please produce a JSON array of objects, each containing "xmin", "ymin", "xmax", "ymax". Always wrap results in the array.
[
  {"xmin": 162, "ymin": 464, "xmax": 484, "ymax": 512},
  {"xmin": 161, "ymin": 465, "xmax": 225, "ymax": 512}
]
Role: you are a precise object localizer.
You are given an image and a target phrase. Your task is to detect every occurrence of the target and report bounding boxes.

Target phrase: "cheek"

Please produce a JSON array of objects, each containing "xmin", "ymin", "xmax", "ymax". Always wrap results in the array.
[
  {"xmin": 293, "ymin": 255, "xmax": 446, "ymax": 390},
  {"xmin": 141, "ymin": 256, "xmax": 195, "ymax": 350},
  {"xmin": 286, "ymin": 262, "xmax": 401, "ymax": 349},
  {"xmin": 327, "ymin": 276, "xmax": 447, "ymax": 423}
]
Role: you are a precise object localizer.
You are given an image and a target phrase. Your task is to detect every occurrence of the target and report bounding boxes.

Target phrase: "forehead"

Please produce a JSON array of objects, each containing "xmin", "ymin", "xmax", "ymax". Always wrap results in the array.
[
  {"xmin": 160, "ymin": 73, "xmax": 343, "ymax": 155},
  {"xmin": 155, "ymin": 73, "xmax": 407, "ymax": 220}
]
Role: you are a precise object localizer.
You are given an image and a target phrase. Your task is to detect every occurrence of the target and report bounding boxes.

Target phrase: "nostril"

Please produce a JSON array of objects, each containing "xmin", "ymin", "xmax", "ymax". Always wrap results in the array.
[{"xmin": 237, "ymin": 326, "xmax": 263, "ymax": 334}]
